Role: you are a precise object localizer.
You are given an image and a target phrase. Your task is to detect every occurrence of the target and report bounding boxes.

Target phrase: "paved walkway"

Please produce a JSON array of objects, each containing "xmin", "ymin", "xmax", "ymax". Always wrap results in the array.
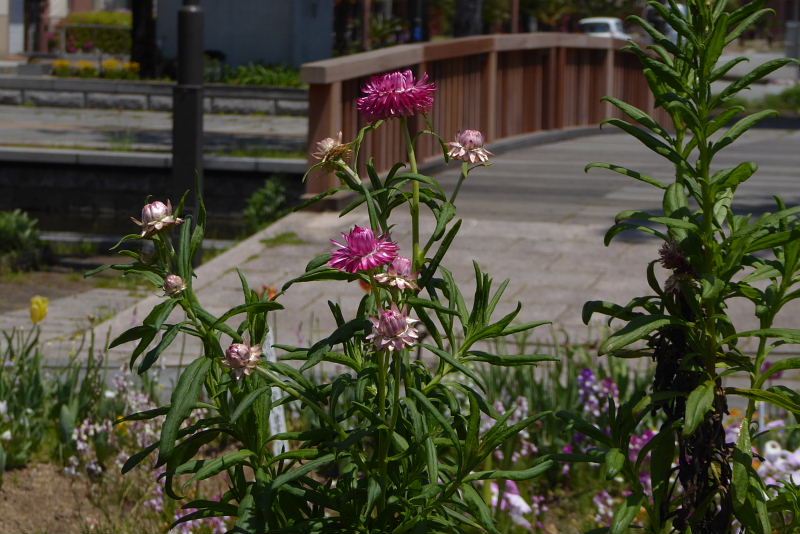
[{"xmin": 5, "ymin": 126, "xmax": 800, "ymax": 370}]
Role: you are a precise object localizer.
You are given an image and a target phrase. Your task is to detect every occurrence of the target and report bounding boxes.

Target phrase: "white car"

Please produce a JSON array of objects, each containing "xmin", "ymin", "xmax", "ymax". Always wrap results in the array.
[{"xmin": 578, "ymin": 17, "xmax": 632, "ymax": 41}]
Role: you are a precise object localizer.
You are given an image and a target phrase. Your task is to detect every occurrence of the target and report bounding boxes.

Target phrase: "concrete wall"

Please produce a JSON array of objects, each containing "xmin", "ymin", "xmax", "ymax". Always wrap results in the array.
[
  {"xmin": 157, "ymin": 0, "xmax": 333, "ymax": 68},
  {"xmin": 0, "ymin": 75, "xmax": 309, "ymax": 114}
]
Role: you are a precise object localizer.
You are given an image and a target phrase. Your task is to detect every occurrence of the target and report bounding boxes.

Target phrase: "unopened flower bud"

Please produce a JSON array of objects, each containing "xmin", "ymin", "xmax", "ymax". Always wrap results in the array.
[
  {"xmin": 131, "ymin": 199, "xmax": 184, "ymax": 238},
  {"xmin": 448, "ymin": 129, "xmax": 493, "ymax": 163},
  {"xmin": 163, "ymin": 274, "xmax": 186, "ymax": 296},
  {"xmin": 141, "ymin": 201, "xmax": 169, "ymax": 224},
  {"xmin": 222, "ymin": 342, "xmax": 262, "ymax": 380}
]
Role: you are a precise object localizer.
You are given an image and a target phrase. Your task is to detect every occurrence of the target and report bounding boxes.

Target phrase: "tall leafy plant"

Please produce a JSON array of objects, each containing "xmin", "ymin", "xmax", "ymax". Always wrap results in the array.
[{"xmin": 574, "ymin": 1, "xmax": 800, "ymax": 532}]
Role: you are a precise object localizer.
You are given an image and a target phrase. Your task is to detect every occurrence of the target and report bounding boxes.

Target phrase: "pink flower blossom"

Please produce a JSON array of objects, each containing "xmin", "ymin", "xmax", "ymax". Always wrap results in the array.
[
  {"xmin": 222, "ymin": 343, "xmax": 262, "ymax": 380},
  {"xmin": 329, "ymin": 225, "xmax": 399, "ymax": 273},
  {"xmin": 448, "ymin": 129, "xmax": 493, "ymax": 163},
  {"xmin": 130, "ymin": 200, "xmax": 183, "ymax": 238},
  {"xmin": 357, "ymin": 70, "xmax": 436, "ymax": 122},
  {"xmin": 367, "ymin": 304, "xmax": 419, "ymax": 351},
  {"xmin": 374, "ymin": 256, "xmax": 419, "ymax": 290}
]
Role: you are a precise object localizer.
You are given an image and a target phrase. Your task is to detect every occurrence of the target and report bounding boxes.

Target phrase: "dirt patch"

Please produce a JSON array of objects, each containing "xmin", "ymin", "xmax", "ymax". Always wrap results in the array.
[
  {"xmin": 0, "ymin": 463, "xmax": 94, "ymax": 533},
  {"xmin": 0, "ymin": 256, "xmax": 138, "ymax": 315}
]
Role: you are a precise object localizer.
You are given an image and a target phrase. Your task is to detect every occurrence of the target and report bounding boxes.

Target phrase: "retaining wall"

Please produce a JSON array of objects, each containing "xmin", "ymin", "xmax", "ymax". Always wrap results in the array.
[{"xmin": 0, "ymin": 75, "xmax": 309, "ymax": 115}]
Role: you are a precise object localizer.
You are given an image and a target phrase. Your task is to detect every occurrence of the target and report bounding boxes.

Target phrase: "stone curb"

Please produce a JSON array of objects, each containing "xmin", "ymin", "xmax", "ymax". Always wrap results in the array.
[{"xmin": 0, "ymin": 75, "xmax": 308, "ymax": 115}]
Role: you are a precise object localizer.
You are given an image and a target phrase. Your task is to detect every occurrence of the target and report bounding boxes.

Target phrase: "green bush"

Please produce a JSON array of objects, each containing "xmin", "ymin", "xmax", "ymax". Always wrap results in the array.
[
  {"xmin": 0, "ymin": 209, "xmax": 41, "ymax": 271},
  {"xmin": 243, "ymin": 176, "xmax": 289, "ymax": 234},
  {"xmin": 763, "ymin": 84, "xmax": 800, "ymax": 113},
  {"xmin": 208, "ymin": 62, "xmax": 305, "ymax": 87},
  {"xmin": 62, "ymin": 10, "xmax": 131, "ymax": 55}
]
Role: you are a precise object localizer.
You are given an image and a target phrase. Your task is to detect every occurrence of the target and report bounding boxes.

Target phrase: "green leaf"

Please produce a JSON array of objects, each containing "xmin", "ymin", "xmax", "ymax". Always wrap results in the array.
[
  {"xmin": 712, "ymin": 162, "xmax": 757, "ymax": 190},
  {"xmin": 604, "ymin": 448, "xmax": 625, "ymax": 479},
  {"xmin": 408, "ymin": 388, "xmax": 460, "ymax": 448},
  {"xmin": 727, "ymin": 387, "xmax": 800, "ymax": 415},
  {"xmin": 712, "ymin": 110, "xmax": 778, "ymax": 155},
  {"xmin": 464, "ymin": 351, "xmax": 557, "ymax": 366},
  {"xmin": 601, "ymin": 118, "xmax": 684, "ymax": 166},
  {"xmin": 407, "ymin": 296, "xmax": 458, "ymax": 316},
  {"xmin": 268, "ymin": 453, "xmax": 335, "ymax": 490},
  {"xmin": 601, "ymin": 97, "xmax": 671, "ymax": 140},
  {"xmin": 600, "ymin": 315, "xmax": 686, "ymax": 355},
  {"xmin": 586, "ymin": 162, "xmax": 667, "ymax": 190},
  {"xmin": 732, "ymin": 419, "xmax": 751, "ymax": 508},
  {"xmin": 230, "ymin": 386, "xmax": 271, "ymax": 423},
  {"xmin": 301, "ymin": 317, "xmax": 370, "ymax": 372},
  {"xmin": 281, "ymin": 266, "xmax": 358, "ymax": 291},
  {"xmin": 460, "ymin": 483, "xmax": 499, "ymax": 534},
  {"xmin": 712, "ymin": 58, "xmax": 799, "ymax": 108},
  {"xmin": 108, "ymin": 325, "xmax": 153, "ymax": 349},
  {"xmin": 683, "ymin": 380, "xmax": 715, "ymax": 436},
  {"xmin": 465, "ymin": 459, "xmax": 554, "ymax": 481},
  {"xmin": 720, "ymin": 328, "xmax": 800, "ymax": 347},
  {"xmin": 185, "ymin": 450, "xmax": 255, "ymax": 486},
  {"xmin": 422, "ymin": 344, "xmax": 484, "ymax": 391},
  {"xmin": 756, "ymin": 358, "xmax": 800, "ymax": 388},
  {"xmin": 177, "ymin": 211, "xmax": 193, "ymax": 280},
  {"xmin": 431, "ymin": 201, "xmax": 456, "ymax": 242},
  {"xmin": 138, "ymin": 323, "xmax": 182, "ymax": 375},
  {"xmin": 556, "ymin": 411, "xmax": 613, "ymax": 447},
  {"xmin": 582, "ymin": 300, "xmax": 639, "ymax": 324},
  {"xmin": 610, "ymin": 492, "xmax": 644, "ymax": 534},
  {"xmin": 212, "ymin": 301, "xmax": 283, "ymax": 329},
  {"xmin": 158, "ymin": 357, "xmax": 212, "ymax": 465},
  {"xmin": 419, "ymin": 220, "xmax": 461, "ymax": 288}
]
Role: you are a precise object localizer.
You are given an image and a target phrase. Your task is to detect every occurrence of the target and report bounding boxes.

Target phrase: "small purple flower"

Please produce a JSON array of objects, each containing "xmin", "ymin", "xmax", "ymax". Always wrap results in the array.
[
  {"xmin": 448, "ymin": 129, "xmax": 493, "ymax": 163},
  {"xmin": 222, "ymin": 343, "xmax": 262, "ymax": 380},
  {"xmin": 374, "ymin": 256, "xmax": 419, "ymax": 291},
  {"xmin": 329, "ymin": 225, "xmax": 399, "ymax": 274},
  {"xmin": 489, "ymin": 480, "xmax": 534, "ymax": 529},
  {"xmin": 367, "ymin": 304, "xmax": 419, "ymax": 351},
  {"xmin": 357, "ymin": 70, "xmax": 436, "ymax": 122},
  {"xmin": 131, "ymin": 199, "xmax": 183, "ymax": 238}
]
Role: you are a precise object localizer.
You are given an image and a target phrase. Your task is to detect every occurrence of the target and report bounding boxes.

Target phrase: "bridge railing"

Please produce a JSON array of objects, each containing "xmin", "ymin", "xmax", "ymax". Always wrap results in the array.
[{"xmin": 301, "ymin": 33, "xmax": 655, "ymax": 195}]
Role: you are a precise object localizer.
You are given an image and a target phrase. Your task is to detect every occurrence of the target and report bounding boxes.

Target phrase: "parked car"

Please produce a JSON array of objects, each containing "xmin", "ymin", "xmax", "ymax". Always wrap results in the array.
[{"xmin": 578, "ymin": 17, "xmax": 632, "ymax": 41}]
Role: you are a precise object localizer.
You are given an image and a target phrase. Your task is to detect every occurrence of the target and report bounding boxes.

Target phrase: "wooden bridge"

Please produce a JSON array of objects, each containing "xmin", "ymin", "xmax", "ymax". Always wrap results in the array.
[{"xmin": 300, "ymin": 32, "xmax": 656, "ymax": 194}]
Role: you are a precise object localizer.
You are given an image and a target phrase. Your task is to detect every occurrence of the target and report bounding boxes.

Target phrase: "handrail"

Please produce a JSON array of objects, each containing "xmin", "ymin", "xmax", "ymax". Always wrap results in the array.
[{"xmin": 301, "ymin": 33, "xmax": 655, "ymax": 196}]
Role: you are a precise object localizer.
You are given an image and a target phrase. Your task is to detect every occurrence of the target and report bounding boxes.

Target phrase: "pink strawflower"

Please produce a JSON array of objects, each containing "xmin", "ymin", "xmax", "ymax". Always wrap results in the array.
[
  {"xmin": 367, "ymin": 304, "xmax": 419, "ymax": 351},
  {"xmin": 357, "ymin": 70, "xmax": 436, "ymax": 122},
  {"xmin": 448, "ymin": 129, "xmax": 493, "ymax": 163},
  {"xmin": 222, "ymin": 343, "xmax": 262, "ymax": 380},
  {"xmin": 329, "ymin": 225, "xmax": 399, "ymax": 273},
  {"xmin": 130, "ymin": 199, "xmax": 183, "ymax": 238},
  {"xmin": 374, "ymin": 256, "xmax": 419, "ymax": 291}
]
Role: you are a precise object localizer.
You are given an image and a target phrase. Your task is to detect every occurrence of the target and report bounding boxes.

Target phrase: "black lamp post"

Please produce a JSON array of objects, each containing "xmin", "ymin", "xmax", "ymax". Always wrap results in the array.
[{"xmin": 172, "ymin": 0, "xmax": 204, "ymax": 216}]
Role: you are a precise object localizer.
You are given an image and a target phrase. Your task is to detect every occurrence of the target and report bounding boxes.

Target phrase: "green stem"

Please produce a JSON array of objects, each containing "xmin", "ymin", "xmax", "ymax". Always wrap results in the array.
[
  {"xmin": 449, "ymin": 163, "xmax": 468, "ymax": 204},
  {"xmin": 402, "ymin": 117, "xmax": 421, "ymax": 271}
]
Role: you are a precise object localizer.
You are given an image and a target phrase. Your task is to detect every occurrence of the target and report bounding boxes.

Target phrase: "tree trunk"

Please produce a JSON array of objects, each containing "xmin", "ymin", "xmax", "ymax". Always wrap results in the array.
[
  {"xmin": 454, "ymin": 0, "xmax": 483, "ymax": 37},
  {"xmin": 131, "ymin": 0, "xmax": 157, "ymax": 79}
]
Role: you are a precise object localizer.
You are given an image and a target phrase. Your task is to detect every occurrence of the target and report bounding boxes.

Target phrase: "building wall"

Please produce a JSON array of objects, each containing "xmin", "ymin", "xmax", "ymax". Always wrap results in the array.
[
  {"xmin": 7, "ymin": 0, "xmax": 22, "ymax": 54},
  {"xmin": 157, "ymin": 0, "xmax": 333, "ymax": 68}
]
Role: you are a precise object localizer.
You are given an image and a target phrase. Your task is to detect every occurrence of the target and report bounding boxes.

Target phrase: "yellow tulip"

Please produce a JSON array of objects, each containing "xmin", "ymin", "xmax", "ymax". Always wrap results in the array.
[{"xmin": 29, "ymin": 295, "xmax": 49, "ymax": 324}]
